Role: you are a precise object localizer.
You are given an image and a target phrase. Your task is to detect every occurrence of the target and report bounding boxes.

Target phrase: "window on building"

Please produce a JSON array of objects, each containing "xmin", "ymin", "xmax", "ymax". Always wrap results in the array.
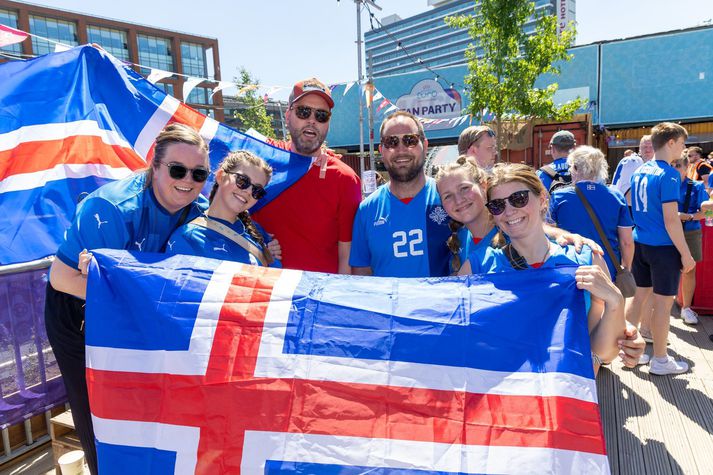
[
  {"xmin": 186, "ymin": 86, "xmax": 213, "ymax": 105},
  {"xmin": 0, "ymin": 9, "xmax": 21, "ymax": 55},
  {"xmin": 195, "ymin": 107, "xmax": 215, "ymax": 118},
  {"xmin": 155, "ymin": 82, "xmax": 175, "ymax": 97},
  {"xmin": 29, "ymin": 15, "xmax": 78, "ymax": 56},
  {"xmin": 137, "ymin": 34, "xmax": 173, "ymax": 75},
  {"xmin": 181, "ymin": 42, "xmax": 206, "ymax": 77},
  {"xmin": 87, "ymin": 26, "xmax": 129, "ymax": 61}
]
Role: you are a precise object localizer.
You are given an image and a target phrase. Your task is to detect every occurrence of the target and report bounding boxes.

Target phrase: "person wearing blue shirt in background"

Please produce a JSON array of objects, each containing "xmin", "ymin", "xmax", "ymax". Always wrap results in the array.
[
  {"xmin": 169, "ymin": 151, "xmax": 282, "ymax": 268},
  {"xmin": 550, "ymin": 146, "xmax": 635, "ymax": 278},
  {"xmin": 626, "ymin": 122, "xmax": 695, "ymax": 376},
  {"xmin": 537, "ymin": 130, "xmax": 575, "ymax": 192},
  {"xmin": 350, "ymin": 111, "xmax": 452, "ymax": 277},
  {"xmin": 45, "ymin": 124, "xmax": 210, "ymax": 474},
  {"xmin": 672, "ymin": 154, "xmax": 712, "ymax": 324}
]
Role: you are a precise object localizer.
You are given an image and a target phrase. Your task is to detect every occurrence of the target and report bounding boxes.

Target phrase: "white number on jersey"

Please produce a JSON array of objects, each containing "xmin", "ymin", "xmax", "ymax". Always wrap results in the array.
[
  {"xmin": 392, "ymin": 229, "xmax": 425, "ymax": 258},
  {"xmin": 633, "ymin": 176, "xmax": 648, "ymax": 212}
]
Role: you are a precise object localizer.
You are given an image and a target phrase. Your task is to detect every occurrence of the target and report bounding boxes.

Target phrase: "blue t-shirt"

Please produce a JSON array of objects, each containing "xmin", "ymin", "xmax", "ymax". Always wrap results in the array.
[
  {"xmin": 168, "ymin": 215, "xmax": 281, "ymax": 267},
  {"xmin": 630, "ymin": 160, "xmax": 680, "ymax": 246},
  {"xmin": 678, "ymin": 178, "xmax": 709, "ymax": 232},
  {"xmin": 537, "ymin": 157, "xmax": 570, "ymax": 191},
  {"xmin": 349, "ymin": 178, "xmax": 452, "ymax": 277},
  {"xmin": 56, "ymin": 173, "xmax": 207, "ymax": 268},
  {"xmin": 451, "ymin": 226, "xmax": 498, "ymax": 274},
  {"xmin": 550, "ymin": 182, "xmax": 633, "ymax": 276},
  {"xmin": 469, "ymin": 243, "xmax": 592, "ymax": 274}
]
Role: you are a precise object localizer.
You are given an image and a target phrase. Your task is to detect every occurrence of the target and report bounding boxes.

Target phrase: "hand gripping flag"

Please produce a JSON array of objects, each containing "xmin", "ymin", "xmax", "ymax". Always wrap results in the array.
[
  {"xmin": 0, "ymin": 45, "xmax": 310, "ymax": 266},
  {"xmin": 85, "ymin": 250, "xmax": 609, "ymax": 474}
]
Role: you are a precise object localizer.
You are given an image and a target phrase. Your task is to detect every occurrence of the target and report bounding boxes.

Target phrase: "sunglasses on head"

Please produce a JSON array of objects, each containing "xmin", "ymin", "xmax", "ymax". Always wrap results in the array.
[
  {"xmin": 381, "ymin": 134, "xmax": 422, "ymax": 149},
  {"xmin": 485, "ymin": 190, "xmax": 531, "ymax": 215},
  {"xmin": 293, "ymin": 105, "xmax": 331, "ymax": 123},
  {"xmin": 227, "ymin": 171, "xmax": 267, "ymax": 200},
  {"xmin": 159, "ymin": 162, "xmax": 209, "ymax": 183}
]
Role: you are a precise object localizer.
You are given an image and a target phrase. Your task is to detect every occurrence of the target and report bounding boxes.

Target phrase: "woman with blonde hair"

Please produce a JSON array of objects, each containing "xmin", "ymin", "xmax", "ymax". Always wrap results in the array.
[
  {"xmin": 169, "ymin": 150, "xmax": 281, "ymax": 267},
  {"xmin": 467, "ymin": 163, "xmax": 627, "ymax": 373}
]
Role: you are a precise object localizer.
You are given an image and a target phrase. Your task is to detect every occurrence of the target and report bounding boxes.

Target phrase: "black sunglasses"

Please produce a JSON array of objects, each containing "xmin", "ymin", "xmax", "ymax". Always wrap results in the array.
[
  {"xmin": 158, "ymin": 162, "xmax": 209, "ymax": 183},
  {"xmin": 381, "ymin": 134, "xmax": 422, "ymax": 150},
  {"xmin": 227, "ymin": 171, "xmax": 267, "ymax": 200},
  {"xmin": 485, "ymin": 190, "xmax": 531, "ymax": 216},
  {"xmin": 293, "ymin": 105, "xmax": 331, "ymax": 123}
]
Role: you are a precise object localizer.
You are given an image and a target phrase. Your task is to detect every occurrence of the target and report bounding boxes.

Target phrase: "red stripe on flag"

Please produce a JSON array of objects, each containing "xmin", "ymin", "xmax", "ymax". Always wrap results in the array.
[
  {"xmin": 0, "ymin": 136, "xmax": 145, "ymax": 179},
  {"xmin": 143, "ymin": 103, "xmax": 208, "ymax": 164}
]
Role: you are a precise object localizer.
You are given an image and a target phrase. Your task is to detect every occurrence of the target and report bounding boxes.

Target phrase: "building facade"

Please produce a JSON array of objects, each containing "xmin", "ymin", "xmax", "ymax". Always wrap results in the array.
[
  {"xmin": 0, "ymin": 0, "xmax": 224, "ymax": 120},
  {"xmin": 364, "ymin": 0, "xmax": 575, "ymax": 78},
  {"xmin": 223, "ymin": 97, "xmax": 289, "ymax": 141}
]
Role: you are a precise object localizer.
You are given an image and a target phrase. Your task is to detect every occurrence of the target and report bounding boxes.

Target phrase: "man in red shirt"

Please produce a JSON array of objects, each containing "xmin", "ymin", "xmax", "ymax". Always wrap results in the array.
[{"xmin": 252, "ymin": 78, "xmax": 362, "ymax": 273}]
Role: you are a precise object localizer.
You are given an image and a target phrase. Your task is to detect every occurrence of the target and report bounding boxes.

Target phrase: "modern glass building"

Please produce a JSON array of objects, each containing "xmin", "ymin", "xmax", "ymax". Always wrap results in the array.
[
  {"xmin": 365, "ymin": 0, "xmax": 575, "ymax": 78},
  {"xmin": 0, "ymin": 0, "xmax": 224, "ymax": 120}
]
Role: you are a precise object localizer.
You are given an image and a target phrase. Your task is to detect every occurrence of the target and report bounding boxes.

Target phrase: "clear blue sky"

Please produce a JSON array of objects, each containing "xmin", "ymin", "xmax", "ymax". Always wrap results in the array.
[{"xmin": 25, "ymin": 0, "xmax": 713, "ymax": 98}]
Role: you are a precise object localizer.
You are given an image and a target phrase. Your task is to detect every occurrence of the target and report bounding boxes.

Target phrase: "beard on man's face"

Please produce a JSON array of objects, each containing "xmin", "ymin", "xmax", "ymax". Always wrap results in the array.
[
  {"xmin": 289, "ymin": 124, "xmax": 325, "ymax": 156},
  {"xmin": 385, "ymin": 152, "xmax": 425, "ymax": 183}
]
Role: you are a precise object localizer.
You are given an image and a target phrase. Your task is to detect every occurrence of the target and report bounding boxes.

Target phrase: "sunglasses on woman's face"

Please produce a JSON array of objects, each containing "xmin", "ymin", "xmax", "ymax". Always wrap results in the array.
[
  {"xmin": 485, "ymin": 190, "xmax": 531, "ymax": 215},
  {"xmin": 227, "ymin": 171, "xmax": 267, "ymax": 200},
  {"xmin": 159, "ymin": 162, "xmax": 209, "ymax": 183},
  {"xmin": 381, "ymin": 134, "xmax": 422, "ymax": 149},
  {"xmin": 293, "ymin": 105, "xmax": 331, "ymax": 123}
]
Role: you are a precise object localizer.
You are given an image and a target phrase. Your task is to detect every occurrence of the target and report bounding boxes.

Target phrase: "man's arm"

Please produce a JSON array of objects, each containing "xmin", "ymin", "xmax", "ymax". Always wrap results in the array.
[
  {"xmin": 352, "ymin": 266, "xmax": 373, "ymax": 276},
  {"xmin": 337, "ymin": 241, "xmax": 352, "ymax": 274},
  {"xmin": 617, "ymin": 227, "xmax": 634, "ymax": 270},
  {"xmin": 543, "ymin": 224, "xmax": 603, "ymax": 254},
  {"xmin": 663, "ymin": 201, "xmax": 695, "ymax": 272}
]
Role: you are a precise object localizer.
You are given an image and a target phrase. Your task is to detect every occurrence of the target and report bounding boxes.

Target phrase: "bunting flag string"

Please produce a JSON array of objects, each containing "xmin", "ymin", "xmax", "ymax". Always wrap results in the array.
[
  {"xmin": 146, "ymin": 68, "xmax": 173, "ymax": 85},
  {"xmin": 0, "ymin": 24, "xmax": 28, "ymax": 48},
  {"xmin": 182, "ymin": 76, "xmax": 205, "ymax": 102}
]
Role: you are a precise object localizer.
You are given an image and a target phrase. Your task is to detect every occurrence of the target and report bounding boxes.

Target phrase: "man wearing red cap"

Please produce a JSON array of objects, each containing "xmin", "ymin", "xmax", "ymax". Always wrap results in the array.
[{"xmin": 252, "ymin": 78, "xmax": 362, "ymax": 273}]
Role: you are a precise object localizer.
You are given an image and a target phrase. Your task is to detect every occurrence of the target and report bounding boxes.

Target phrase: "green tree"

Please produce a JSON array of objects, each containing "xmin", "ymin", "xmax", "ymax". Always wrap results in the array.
[
  {"xmin": 233, "ymin": 67, "xmax": 274, "ymax": 139},
  {"xmin": 446, "ymin": 0, "xmax": 584, "ymax": 152}
]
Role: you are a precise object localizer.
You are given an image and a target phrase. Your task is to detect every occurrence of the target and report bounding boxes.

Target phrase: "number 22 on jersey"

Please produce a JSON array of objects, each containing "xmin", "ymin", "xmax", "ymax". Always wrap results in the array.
[{"xmin": 392, "ymin": 229, "xmax": 424, "ymax": 258}]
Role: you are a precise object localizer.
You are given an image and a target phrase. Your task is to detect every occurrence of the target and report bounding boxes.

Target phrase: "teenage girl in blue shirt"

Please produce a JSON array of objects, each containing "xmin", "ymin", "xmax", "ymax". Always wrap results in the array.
[{"xmin": 168, "ymin": 151, "xmax": 281, "ymax": 267}]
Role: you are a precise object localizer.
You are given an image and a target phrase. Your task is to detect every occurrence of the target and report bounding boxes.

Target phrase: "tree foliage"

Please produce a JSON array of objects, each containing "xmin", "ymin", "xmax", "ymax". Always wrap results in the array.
[
  {"xmin": 446, "ymin": 0, "xmax": 584, "ymax": 148},
  {"xmin": 233, "ymin": 67, "xmax": 274, "ymax": 139}
]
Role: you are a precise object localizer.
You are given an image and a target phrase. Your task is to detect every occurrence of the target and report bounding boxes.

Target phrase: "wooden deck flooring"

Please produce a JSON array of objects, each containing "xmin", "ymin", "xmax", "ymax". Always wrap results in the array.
[{"xmin": 598, "ymin": 313, "xmax": 713, "ymax": 474}]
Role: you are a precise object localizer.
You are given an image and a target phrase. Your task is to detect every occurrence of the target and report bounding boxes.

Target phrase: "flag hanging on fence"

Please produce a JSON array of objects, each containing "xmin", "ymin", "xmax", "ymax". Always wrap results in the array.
[
  {"xmin": 85, "ymin": 249, "xmax": 609, "ymax": 474},
  {"xmin": 0, "ymin": 45, "xmax": 311, "ymax": 266}
]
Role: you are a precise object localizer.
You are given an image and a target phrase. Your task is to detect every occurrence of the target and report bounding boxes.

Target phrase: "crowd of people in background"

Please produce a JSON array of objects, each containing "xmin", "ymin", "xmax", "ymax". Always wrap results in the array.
[{"xmin": 47, "ymin": 75, "xmax": 712, "ymax": 473}]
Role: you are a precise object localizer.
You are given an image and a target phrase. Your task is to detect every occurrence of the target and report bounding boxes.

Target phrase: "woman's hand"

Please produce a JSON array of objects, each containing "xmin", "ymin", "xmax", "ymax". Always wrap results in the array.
[
  {"xmin": 267, "ymin": 238, "xmax": 282, "ymax": 260},
  {"xmin": 575, "ymin": 265, "xmax": 623, "ymax": 309},
  {"xmin": 618, "ymin": 323, "xmax": 645, "ymax": 368},
  {"xmin": 78, "ymin": 249, "xmax": 93, "ymax": 276}
]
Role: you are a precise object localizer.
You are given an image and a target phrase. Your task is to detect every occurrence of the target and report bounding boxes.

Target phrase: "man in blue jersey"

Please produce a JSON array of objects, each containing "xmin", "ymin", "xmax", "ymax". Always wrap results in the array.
[
  {"xmin": 350, "ymin": 111, "xmax": 452, "ymax": 277},
  {"xmin": 612, "ymin": 135, "xmax": 654, "ymax": 208},
  {"xmin": 537, "ymin": 130, "xmax": 575, "ymax": 192},
  {"xmin": 625, "ymin": 122, "xmax": 695, "ymax": 375}
]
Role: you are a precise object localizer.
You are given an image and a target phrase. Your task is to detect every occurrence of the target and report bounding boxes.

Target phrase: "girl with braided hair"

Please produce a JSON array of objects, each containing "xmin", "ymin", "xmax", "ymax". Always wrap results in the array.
[
  {"xmin": 436, "ymin": 155, "xmax": 497, "ymax": 274},
  {"xmin": 169, "ymin": 150, "xmax": 281, "ymax": 267}
]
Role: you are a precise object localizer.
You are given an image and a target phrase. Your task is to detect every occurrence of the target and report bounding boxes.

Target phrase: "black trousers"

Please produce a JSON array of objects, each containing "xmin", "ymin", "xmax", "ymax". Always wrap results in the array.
[{"xmin": 44, "ymin": 282, "xmax": 98, "ymax": 474}]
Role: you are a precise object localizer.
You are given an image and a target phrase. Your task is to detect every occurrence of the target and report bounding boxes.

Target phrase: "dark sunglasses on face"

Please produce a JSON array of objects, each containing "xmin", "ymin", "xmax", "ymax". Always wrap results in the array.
[
  {"xmin": 485, "ymin": 190, "xmax": 531, "ymax": 216},
  {"xmin": 227, "ymin": 171, "xmax": 267, "ymax": 200},
  {"xmin": 381, "ymin": 134, "xmax": 422, "ymax": 149},
  {"xmin": 159, "ymin": 162, "xmax": 209, "ymax": 183},
  {"xmin": 293, "ymin": 105, "xmax": 331, "ymax": 123}
]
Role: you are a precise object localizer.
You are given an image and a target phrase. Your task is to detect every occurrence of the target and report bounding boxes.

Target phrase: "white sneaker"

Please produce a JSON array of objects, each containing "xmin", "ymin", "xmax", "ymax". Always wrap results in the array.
[
  {"xmin": 637, "ymin": 353, "xmax": 651, "ymax": 365},
  {"xmin": 649, "ymin": 356, "xmax": 689, "ymax": 375},
  {"xmin": 681, "ymin": 307, "xmax": 699, "ymax": 325}
]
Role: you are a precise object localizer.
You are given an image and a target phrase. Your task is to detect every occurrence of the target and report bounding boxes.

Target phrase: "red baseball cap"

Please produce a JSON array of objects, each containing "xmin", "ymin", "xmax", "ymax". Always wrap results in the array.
[{"xmin": 289, "ymin": 78, "xmax": 334, "ymax": 109}]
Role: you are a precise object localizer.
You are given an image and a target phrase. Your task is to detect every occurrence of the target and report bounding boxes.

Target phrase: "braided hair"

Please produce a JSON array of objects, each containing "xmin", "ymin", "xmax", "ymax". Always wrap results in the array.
[
  {"xmin": 210, "ymin": 151, "xmax": 274, "ymax": 264},
  {"xmin": 435, "ymin": 155, "xmax": 489, "ymax": 272}
]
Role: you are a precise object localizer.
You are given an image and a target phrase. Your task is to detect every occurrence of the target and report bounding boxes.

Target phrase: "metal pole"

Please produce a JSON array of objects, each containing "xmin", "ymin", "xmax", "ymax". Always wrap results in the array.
[
  {"xmin": 367, "ymin": 53, "xmax": 375, "ymax": 169},
  {"xmin": 277, "ymin": 101, "xmax": 287, "ymax": 140},
  {"xmin": 355, "ymin": 0, "xmax": 365, "ymax": 182}
]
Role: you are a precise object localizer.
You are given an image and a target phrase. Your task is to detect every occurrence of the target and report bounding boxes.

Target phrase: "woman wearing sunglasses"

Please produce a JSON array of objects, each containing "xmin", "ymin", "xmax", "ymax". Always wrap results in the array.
[
  {"xmin": 45, "ymin": 123, "xmax": 210, "ymax": 474},
  {"xmin": 168, "ymin": 150, "xmax": 280, "ymax": 267},
  {"xmin": 465, "ymin": 163, "xmax": 626, "ymax": 373}
]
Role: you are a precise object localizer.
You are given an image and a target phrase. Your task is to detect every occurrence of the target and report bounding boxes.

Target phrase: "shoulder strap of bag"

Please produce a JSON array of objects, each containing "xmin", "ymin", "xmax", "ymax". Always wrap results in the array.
[
  {"xmin": 683, "ymin": 180, "xmax": 694, "ymax": 213},
  {"xmin": 190, "ymin": 216, "xmax": 268, "ymax": 266},
  {"xmin": 574, "ymin": 185, "xmax": 622, "ymax": 272},
  {"xmin": 540, "ymin": 165, "xmax": 558, "ymax": 179}
]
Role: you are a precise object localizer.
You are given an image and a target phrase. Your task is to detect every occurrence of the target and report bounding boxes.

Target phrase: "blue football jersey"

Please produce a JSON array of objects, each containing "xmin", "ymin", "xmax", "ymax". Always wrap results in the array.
[
  {"xmin": 630, "ymin": 160, "xmax": 680, "ymax": 246},
  {"xmin": 678, "ymin": 178, "xmax": 709, "ymax": 232},
  {"xmin": 169, "ymin": 216, "xmax": 281, "ymax": 267},
  {"xmin": 451, "ymin": 226, "xmax": 498, "ymax": 274},
  {"xmin": 57, "ymin": 173, "xmax": 207, "ymax": 268},
  {"xmin": 349, "ymin": 178, "xmax": 452, "ymax": 277},
  {"xmin": 469, "ymin": 244, "xmax": 592, "ymax": 274},
  {"xmin": 537, "ymin": 157, "xmax": 570, "ymax": 191}
]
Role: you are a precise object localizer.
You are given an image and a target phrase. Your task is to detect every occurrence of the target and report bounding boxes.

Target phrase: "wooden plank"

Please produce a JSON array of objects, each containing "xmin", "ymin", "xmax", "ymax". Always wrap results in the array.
[
  {"xmin": 596, "ymin": 367, "xmax": 620, "ymax": 474},
  {"xmin": 610, "ymin": 362, "xmax": 648, "ymax": 474}
]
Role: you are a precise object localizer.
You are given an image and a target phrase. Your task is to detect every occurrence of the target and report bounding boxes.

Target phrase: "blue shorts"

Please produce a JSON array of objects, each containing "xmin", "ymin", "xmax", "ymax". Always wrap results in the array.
[{"xmin": 632, "ymin": 242, "xmax": 681, "ymax": 296}]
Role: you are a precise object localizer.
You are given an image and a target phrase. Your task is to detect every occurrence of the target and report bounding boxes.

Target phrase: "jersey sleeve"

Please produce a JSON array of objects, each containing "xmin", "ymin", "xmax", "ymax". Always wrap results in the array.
[
  {"xmin": 337, "ymin": 169, "xmax": 363, "ymax": 243},
  {"xmin": 348, "ymin": 205, "xmax": 371, "ymax": 267},
  {"xmin": 56, "ymin": 197, "xmax": 129, "ymax": 268},
  {"xmin": 614, "ymin": 190, "xmax": 634, "ymax": 227},
  {"xmin": 548, "ymin": 192, "xmax": 561, "ymax": 224},
  {"xmin": 166, "ymin": 225, "xmax": 207, "ymax": 257},
  {"xmin": 660, "ymin": 169, "xmax": 681, "ymax": 203}
]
